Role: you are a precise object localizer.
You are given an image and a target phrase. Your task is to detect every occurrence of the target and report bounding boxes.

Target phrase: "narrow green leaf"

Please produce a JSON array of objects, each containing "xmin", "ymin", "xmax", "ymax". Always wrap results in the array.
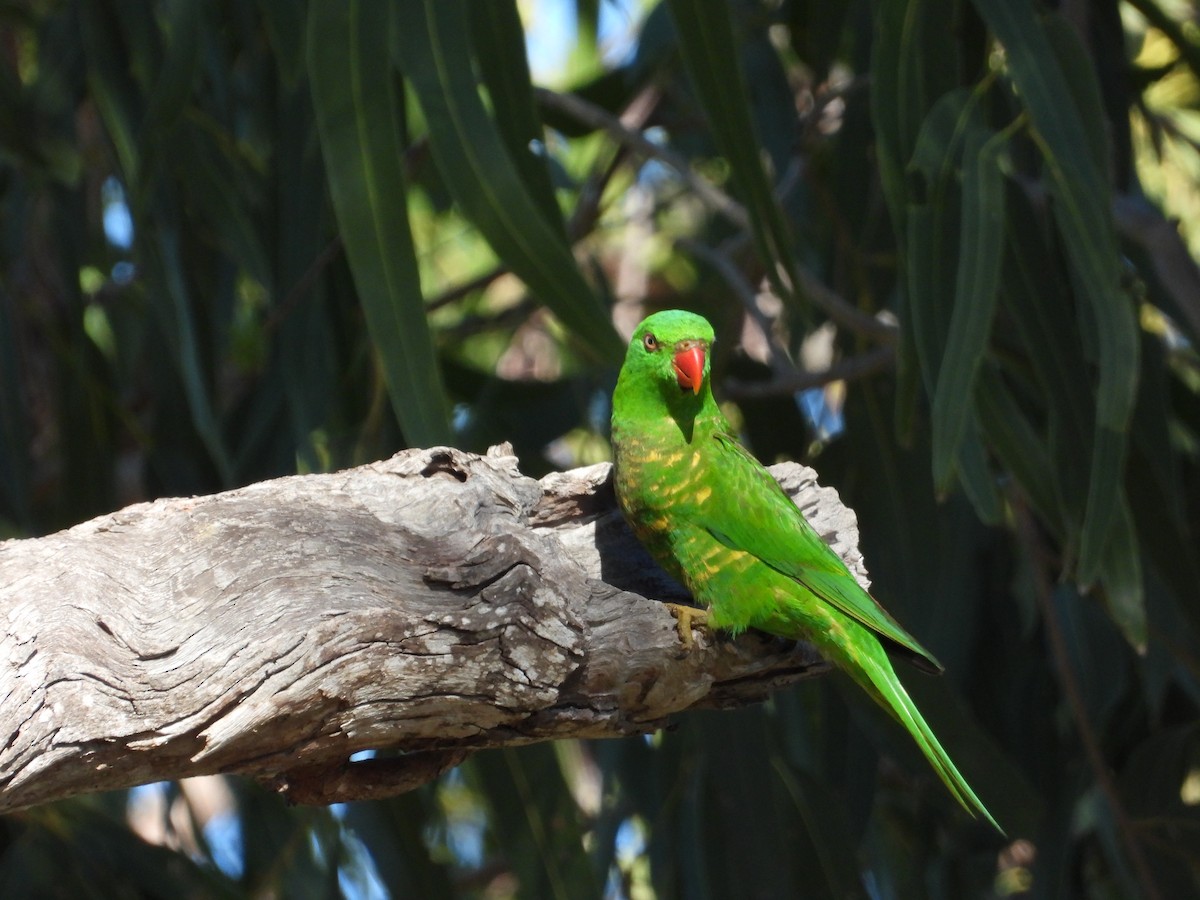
[
  {"xmin": 467, "ymin": 2, "xmax": 565, "ymax": 236},
  {"xmin": 869, "ymin": 0, "xmax": 909, "ymax": 239},
  {"xmin": 139, "ymin": 0, "xmax": 201, "ymax": 147},
  {"xmin": 1126, "ymin": 443, "xmax": 1200, "ymax": 639},
  {"xmin": 110, "ymin": 4, "xmax": 158, "ymax": 91},
  {"xmin": 173, "ymin": 128, "xmax": 272, "ymax": 288},
  {"xmin": 1097, "ymin": 496, "xmax": 1146, "ymax": 652},
  {"xmin": 870, "ymin": 0, "xmax": 962, "ymax": 242},
  {"xmin": 308, "ymin": 0, "xmax": 452, "ymax": 447},
  {"xmin": 905, "ymin": 88, "xmax": 983, "ymax": 399},
  {"xmin": 975, "ymin": 367, "xmax": 1059, "ymax": 528},
  {"xmin": 79, "ymin": 1, "xmax": 141, "ymax": 180},
  {"xmin": 969, "ymin": 0, "xmax": 1138, "ymax": 584},
  {"xmin": 150, "ymin": 225, "xmax": 235, "ymax": 484},
  {"xmin": 258, "ymin": 0, "xmax": 308, "ymax": 86},
  {"xmin": 1131, "ymin": 334, "xmax": 1186, "ymax": 527},
  {"xmin": 342, "ymin": 793, "xmax": 457, "ymax": 898},
  {"xmin": 396, "ymin": 0, "xmax": 621, "ymax": 363},
  {"xmin": 1041, "ymin": 14, "xmax": 1110, "ymax": 180},
  {"xmin": 873, "ymin": 0, "xmax": 965, "ymax": 439},
  {"xmin": 664, "ymin": 0, "xmax": 802, "ymax": 316},
  {"xmin": 931, "ymin": 126, "xmax": 1008, "ymax": 491},
  {"xmin": 1053, "ymin": 582, "xmax": 1132, "ymax": 733},
  {"xmin": 771, "ymin": 761, "xmax": 863, "ymax": 897},
  {"xmin": 954, "ymin": 425, "xmax": 1002, "ymax": 525},
  {"xmin": 1001, "ymin": 181, "xmax": 1093, "ymax": 551},
  {"xmin": 471, "ymin": 747, "xmax": 602, "ymax": 899},
  {"xmin": 274, "ymin": 84, "xmax": 337, "ymax": 471},
  {"xmin": 892, "ymin": 286, "xmax": 922, "ymax": 446}
]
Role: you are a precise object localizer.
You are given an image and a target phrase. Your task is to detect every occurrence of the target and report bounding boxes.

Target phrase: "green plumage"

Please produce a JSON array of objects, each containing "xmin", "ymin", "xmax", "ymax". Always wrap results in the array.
[{"xmin": 611, "ymin": 309, "xmax": 1000, "ymax": 831}]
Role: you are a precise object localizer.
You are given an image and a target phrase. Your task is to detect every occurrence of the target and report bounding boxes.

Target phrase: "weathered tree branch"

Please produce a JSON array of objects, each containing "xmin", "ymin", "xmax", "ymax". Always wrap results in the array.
[{"xmin": 0, "ymin": 445, "xmax": 874, "ymax": 813}]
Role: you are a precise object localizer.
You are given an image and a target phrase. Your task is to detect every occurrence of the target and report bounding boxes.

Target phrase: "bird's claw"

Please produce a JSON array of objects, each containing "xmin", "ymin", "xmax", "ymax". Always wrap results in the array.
[{"xmin": 664, "ymin": 603, "xmax": 710, "ymax": 648}]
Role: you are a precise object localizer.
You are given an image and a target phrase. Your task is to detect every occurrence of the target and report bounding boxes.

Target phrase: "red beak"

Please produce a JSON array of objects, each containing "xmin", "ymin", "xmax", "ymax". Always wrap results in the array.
[{"xmin": 672, "ymin": 345, "xmax": 706, "ymax": 395}]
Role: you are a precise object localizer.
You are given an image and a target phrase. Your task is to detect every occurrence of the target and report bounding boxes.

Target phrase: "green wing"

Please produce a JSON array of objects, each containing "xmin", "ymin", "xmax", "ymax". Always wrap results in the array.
[{"xmin": 703, "ymin": 433, "xmax": 944, "ymax": 674}]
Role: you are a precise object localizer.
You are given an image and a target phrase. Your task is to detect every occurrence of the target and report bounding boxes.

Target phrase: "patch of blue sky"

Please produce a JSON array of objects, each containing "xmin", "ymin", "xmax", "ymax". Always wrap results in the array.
[
  {"xmin": 588, "ymin": 386, "xmax": 610, "ymax": 432},
  {"xmin": 447, "ymin": 819, "xmax": 486, "ymax": 871},
  {"xmin": 798, "ymin": 387, "xmax": 844, "ymax": 440},
  {"xmin": 453, "ymin": 402, "xmax": 474, "ymax": 435},
  {"xmin": 337, "ymin": 825, "xmax": 391, "ymax": 900},
  {"xmin": 101, "ymin": 176, "xmax": 133, "ymax": 249},
  {"xmin": 603, "ymin": 816, "xmax": 648, "ymax": 899},
  {"xmin": 524, "ymin": 0, "xmax": 645, "ymax": 82},
  {"xmin": 635, "ymin": 127, "xmax": 673, "ymax": 187},
  {"xmin": 203, "ymin": 812, "xmax": 245, "ymax": 880},
  {"xmin": 126, "ymin": 781, "xmax": 164, "ymax": 810}
]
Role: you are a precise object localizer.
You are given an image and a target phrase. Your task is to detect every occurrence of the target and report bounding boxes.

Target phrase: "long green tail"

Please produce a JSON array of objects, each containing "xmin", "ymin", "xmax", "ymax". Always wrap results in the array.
[
  {"xmin": 862, "ymin": 651, "xmax": 1002, "ymax": 833},
  {"xmin": 809, "ymin": 613, "xmax": 1004, "ymax": 832}
]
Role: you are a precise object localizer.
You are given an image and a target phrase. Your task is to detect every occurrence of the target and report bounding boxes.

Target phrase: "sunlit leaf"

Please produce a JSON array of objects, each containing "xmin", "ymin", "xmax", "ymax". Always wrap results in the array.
[
  {"xmin": 468, "ymin": 2, "xmax": 565, "ymax": 236},
  {"xmin": 665, "ymin": 0, "xmax": 802, "ymax": 315},
  {"xmin": 308, "ymin": 0, "xmax": 453, "ymax": 447},
  {"xmin": 395, "ymin": 0, "xmax": 621, "ymax": 363}
]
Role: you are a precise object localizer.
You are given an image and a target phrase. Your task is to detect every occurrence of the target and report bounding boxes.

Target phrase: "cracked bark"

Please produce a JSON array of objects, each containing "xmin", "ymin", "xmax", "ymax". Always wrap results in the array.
[{"xmin": 0, "ymin": 445, "xmax": 874, "ymax": 813}]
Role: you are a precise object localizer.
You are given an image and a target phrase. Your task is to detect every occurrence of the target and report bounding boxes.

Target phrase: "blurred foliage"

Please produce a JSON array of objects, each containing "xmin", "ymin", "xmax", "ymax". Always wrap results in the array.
[{"xmin": 1, "ymin": 0, "xmax": 1199, "ymax": 897}]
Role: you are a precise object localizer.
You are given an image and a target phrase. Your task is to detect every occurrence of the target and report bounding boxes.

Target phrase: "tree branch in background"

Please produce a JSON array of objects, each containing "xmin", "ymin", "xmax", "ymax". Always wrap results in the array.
[
  {"xmin": 1113, "ymin": 192, "xmax": 1200, "ymax": 341},
  {"xmin": 536, "ymin": 87, "xmax": 752, "ymax": 231},
  {"xmin": 722, "ymin": 345, "xmax": 896, "ymax": 400},
  {"xmin": 676, "ymin": 237, "xmax": 793, "ymax": 375}
]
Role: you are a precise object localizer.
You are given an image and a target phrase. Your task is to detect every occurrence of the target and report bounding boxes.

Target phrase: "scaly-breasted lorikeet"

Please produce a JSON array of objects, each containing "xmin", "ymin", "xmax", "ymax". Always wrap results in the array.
[{"xmin": 611, "ymin": 309, "xmax": 999, "ymax": 831}]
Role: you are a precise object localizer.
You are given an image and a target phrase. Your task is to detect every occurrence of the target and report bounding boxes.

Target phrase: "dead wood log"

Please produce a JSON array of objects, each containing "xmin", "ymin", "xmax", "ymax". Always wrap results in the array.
[{"xmin": 0, "ymin": 444, "xmax": 873, "ymax": 812}]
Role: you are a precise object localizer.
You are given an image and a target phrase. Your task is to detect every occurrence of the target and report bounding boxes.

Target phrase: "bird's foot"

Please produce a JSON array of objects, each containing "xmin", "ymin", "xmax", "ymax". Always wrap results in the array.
[{"xmin": 664, "ymin": 603, "xmax": 710, "ymax": 648}]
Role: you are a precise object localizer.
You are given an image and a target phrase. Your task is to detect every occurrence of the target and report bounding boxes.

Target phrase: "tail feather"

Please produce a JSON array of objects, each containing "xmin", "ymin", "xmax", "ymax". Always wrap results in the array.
[
  {"xmin": 771, "ymin": 588, "xmax": 1004, "ymax": 832},
  {"xmin": 858, "ymin": 650, "xmax": 1003, "ymax": 834}
]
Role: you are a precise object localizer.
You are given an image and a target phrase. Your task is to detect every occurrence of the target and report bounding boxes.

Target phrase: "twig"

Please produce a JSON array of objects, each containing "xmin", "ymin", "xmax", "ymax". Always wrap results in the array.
[
  {"xmin": 425, "ymin": 265, "xmax": 508, "ymax": 313},
  {"xmin": 1113, "ymin": 192, "xmax": 1200, "ymax": 342},
  {"xmin": 793, "ymin": 265, "xmax": 899, "ymax": 344},
  {"xmin": 1014, "ymin": 500, "xmax": 1162, "ymax": 900},
  {"xmin": 676, "ymin": 237, "xmax": 791, "ymax": 374},
  {"xmin": 722, "ymin": 345, "xmax": 896, "ymax": 399},
  {"xmin": 567, "ymin": 84, "xmax": 663, "ymax": 242},
  {"xmin": 425, "ymin": 87, "xmax": 665, "ymax": 318},
  {"xmin": 539, "ymin": 87, "xmax": 899, "ymax": 346},
  {"xmin": 708, "ymin": 228, "xmax": 898, "ymax": 344},
  {"xmin": 535, "ymin": 87, "xmax": 752, "ymax": 231},
  {"xmin": 262, "ymin": 237, "xmax": 343, "ymax": 336}
]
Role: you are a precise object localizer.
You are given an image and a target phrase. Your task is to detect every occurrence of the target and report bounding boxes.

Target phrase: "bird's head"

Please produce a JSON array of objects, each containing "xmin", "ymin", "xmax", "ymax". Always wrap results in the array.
[{"xmin": 616, "ymin": 309, "xmax": 715, "ymax": 414}]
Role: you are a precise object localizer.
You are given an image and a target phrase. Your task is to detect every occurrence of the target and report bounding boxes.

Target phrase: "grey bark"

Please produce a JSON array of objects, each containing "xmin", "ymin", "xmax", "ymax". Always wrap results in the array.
[{"xmin": 0, "ymin": 445, "xmax": 871, "ymax": 813}]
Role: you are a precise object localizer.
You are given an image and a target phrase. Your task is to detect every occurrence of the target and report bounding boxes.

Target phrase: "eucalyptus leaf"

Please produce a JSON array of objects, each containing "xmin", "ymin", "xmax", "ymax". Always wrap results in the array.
[
  {"xmin": 308, "ymin": 0, "xmax": 453, "ymax": 447},
  {"xmin": 665, "ymin": 0, "xmax": 801, "ymax": 315},
  {"xmin": 931, "ymin": 125, "xmax": 1008, "ymax": 493},
  {"xmin": 468, "ymin": 1, "xmax": 565, "ymax": 236},
  {"xmin": 395, "ymin": 0, "xmax": 621, "ymax": 363},
  {"xmin": 969, "ymin": 0, "xmax": 1139, "ymax": 585}
]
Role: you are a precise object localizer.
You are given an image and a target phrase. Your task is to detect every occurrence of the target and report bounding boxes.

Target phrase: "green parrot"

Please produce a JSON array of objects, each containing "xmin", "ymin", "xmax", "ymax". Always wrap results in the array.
[{"xmin": 611, "ymin": 309, "xmax": 1000, "ymax": 831}]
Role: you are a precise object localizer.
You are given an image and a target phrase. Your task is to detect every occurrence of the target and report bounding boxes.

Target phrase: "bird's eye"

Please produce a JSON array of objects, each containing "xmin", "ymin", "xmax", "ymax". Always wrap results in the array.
[{"xmin": 642, "ymin": 333, "xmax": 659, "ymax": 351}]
